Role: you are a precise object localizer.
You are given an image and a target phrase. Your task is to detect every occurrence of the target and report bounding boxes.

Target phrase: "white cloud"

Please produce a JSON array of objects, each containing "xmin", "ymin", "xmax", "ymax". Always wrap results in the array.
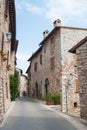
[
  {"xmin": 15, "ymin": 0, "xmax": 42, "ymax": 15},
  {"xmin": 17, "ymin": 52, "xmax": 29, "ymax": 62},
  {"xmin": 45, "ymin": 0, "xmax": 87, "ymax": 24}
]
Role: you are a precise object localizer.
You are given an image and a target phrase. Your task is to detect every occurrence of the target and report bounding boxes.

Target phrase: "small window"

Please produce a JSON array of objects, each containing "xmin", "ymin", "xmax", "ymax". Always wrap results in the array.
[
  {"xmin": 40, "ymin": 55, "xmax": 42, "ymax": 65},
  {"xmin": 75, "ymin": 79, "xmax": 80, "ymax": 93},
  {"xmin": 7, "ymin": 51, "xmax": 9, "ymax": 65},
  {"xmin": 50, "ymin": 36, "xmax": 54, "ymax": 44},
  {"xmin": 6, "ymin": 83, "xmax": 8, "ymax": 98},
  {"xmin": 50, "ymin": 57, "xmax": 55, "ymax": 69},
  {"xmin": 74, "ymin": 102, "xmax": 77, "ymax": 108},
  {"xmin": 34, "ymin": 62, "xmax": 37, "ymax": 71},
  {"xmin": 1, "ymin": 33, "xmax": 4, "ymax": 52},
  {"xmin": 50, "ymin": 36, "xmax": 55, "ymax": 55}
]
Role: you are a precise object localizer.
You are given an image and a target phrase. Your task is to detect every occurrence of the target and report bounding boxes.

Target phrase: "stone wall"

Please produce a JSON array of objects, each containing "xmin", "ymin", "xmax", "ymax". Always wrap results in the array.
[
  {"xmin": 0, "ymin": 0, "xmax": 16, "ymax": 124},
  {"xmin": 0, "ymin": 0, "xmax": 11, "ymax": 123},
  {"xmin": 61, "ymin": 27, "xmax": 87, "ymax": 116},
  {"xmin": 27, "ymin": 23, "xmax": 87, "ymax": 116},
  {"xmin": 30, "ymin": 50, "xmax": 43, "ymax": 98},
  {"xmin": 76, "ymin": 41, "xmax": 87, "ymax": 119},
  {"xmin": 20, "ymin": 75, "xmax": 28, "ymax": 97}
]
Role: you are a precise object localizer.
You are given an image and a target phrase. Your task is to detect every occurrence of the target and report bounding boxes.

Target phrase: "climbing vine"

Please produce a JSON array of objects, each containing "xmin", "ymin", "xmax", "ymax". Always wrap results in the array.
[{"xmin": 10, "ymin": 69, "xmax": 20, "ymax": 101}]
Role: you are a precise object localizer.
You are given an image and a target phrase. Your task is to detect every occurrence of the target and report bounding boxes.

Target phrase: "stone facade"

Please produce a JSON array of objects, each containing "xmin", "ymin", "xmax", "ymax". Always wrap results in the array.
[
  {"xmin": 27, "ymin": 20, "xmax": 87, "ymax": 117},
  {"xmin": 0, "ymin": 0, "xmax": 16, "ymax": 124},
  {"xmin": 69, "ymin": 36, "xmax": 87, "ymax": 120},
  {"xmin": 17, "ymin": 68, "xmax": 28, "ymax": 97}
]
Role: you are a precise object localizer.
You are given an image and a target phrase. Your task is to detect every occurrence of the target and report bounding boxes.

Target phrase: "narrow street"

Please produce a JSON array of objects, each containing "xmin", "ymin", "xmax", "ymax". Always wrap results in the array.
[{"xmin": 0, "ymin": 98, "xmax": 77, "ymax": 130}]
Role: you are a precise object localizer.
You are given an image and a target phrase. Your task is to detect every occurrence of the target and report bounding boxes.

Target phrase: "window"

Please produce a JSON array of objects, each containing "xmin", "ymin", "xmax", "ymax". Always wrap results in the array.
[
  {"xmin": 75, "ymin": 79, "xmax": 80, "ymax": 93},
  {"xmin": 1, "ymin": 33, "xmax": 4, "ymax": 63},
  {"xmin": 34, "ymin": 62, "xmax": 37, "ymax": 71},
  {"xmin": 4, "ymin": 0, "xmax": 9, "ymax": 18},
  {"xmin": 50, "ymin": 36, "xmax": 54, "ymax": 44},
  {"xmin": 50, "ymin": 57, "xmax": 55, "ymax": 69},
  {"xmin": 50, "ymin": 36, "xmax": 55, "ymax": 55},
  {"xmin": 1, "ymin": 33, "xmax": 4, "ymax": 52},
  {"xmin": 7, "ymin": 51, "xmax": 9, "ymax": 65},
  {"xmin": 73, "ymin": 55, "xmax": 77, "ymax": 67},
  {"xmin": 40, "ymin": 55, "xmax": 42, "ymax": 65},
  {"xmin": 74, "ymin": 102, "xmax": 77, "ymax": 108},
  {"xmin": 6, "ymin": 83, "xmax": 8, "ymax": 98}
]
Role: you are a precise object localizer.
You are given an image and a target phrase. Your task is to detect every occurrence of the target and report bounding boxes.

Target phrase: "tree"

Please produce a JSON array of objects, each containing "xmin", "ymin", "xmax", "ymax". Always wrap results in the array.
[{"xmin": 10, "ymin": 69, "xmax": 20, "ymax": 100}]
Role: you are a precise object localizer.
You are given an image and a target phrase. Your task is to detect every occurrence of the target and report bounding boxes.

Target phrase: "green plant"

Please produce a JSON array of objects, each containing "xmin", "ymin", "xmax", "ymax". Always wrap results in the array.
[
  {"xmin": 51, "ymin": 93, "xmax": 60, "ymax": 104},
  {"xmin": 10, "ymin": 69, "xmax": 20, "ymax": 101},
  {"xmin": 0, "ymin": 50, "xmax": 3, "ymax": 54},
  {"xmin": 45, "ymin": 93, "xmax": 52, "ymax": 102}
]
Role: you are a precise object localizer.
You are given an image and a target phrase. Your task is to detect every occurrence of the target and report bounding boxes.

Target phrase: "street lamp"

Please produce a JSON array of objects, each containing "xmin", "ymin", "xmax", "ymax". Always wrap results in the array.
[
  {"xmin": 0, "ymin": 32, "xmax": 12, "ymax": 42},
  {"xmin": 6, "ymin": 32, "xmax": 12, "ymax": 42},
  {"xmin": 67, "ymin": 73, "xmax": 73, "ymax": 86}
]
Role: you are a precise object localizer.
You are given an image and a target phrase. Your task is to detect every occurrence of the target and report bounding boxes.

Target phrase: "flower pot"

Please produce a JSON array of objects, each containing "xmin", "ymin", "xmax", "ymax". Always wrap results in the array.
[
  {"xmin": 2, "ymin": 57, "xmax": 8, "ymax": 61},
  {"xmin": 6, "ymin": 64, "xmax": 12, "ymax": 71},
  {"xmin": 46, "ymin": 101, "xmax": 51, "ymax": 105}
]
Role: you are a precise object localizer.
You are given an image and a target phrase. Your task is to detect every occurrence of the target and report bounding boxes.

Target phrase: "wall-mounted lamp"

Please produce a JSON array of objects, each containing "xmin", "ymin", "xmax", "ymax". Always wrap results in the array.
[
  {"xmin": 0, "ymin": 32, "xmax": 12, "ymax": 43},
  {"xmin": 67, "ymin": 73, "xmax": 73, "ymax": 86},
  {"xmin": 6, "ymin": 32, "xmax": 12, "ymax": 42}
]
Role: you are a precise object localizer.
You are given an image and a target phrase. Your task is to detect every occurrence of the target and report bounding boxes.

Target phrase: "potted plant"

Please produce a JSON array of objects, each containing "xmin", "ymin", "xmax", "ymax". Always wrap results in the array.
[
  {"xmin": 51, "ymin": 93, "xmax": 60, "ymax": 105},
  {"xmin": 0, "ymin": 51, "xmax": 8, "ymax": 61},
  {"xmin": 0, "ymin": 50, "xmax": 3, "ymax": 54},
  {"xmin": 6, "ymin": 64, "xmax": 12, "ymax": 71},
  {"xmin": 2, "ymin": 56, "xmax": 8, "ymax": 61},
  {"xmin": 45, "ymin": 93, "xmax": 52, "ymax": 105}
]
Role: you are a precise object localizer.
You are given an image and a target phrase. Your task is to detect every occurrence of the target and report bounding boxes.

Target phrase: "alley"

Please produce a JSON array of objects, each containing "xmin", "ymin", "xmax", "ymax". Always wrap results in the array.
[{"xmin": 0, "ymin": 98, "xmax": 77, "ymax": 130}]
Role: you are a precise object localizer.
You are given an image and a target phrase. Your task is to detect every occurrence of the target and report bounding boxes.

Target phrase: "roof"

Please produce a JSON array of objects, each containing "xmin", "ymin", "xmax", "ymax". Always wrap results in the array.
[
  {"xmin": 28, "ymin": 46, "xmax": 42, "ymax": 61},
  {"xmin": 28, "ymin": 25, "xmax": 87, "ymax": 61},
  {"xmin": 69, "ymin": 36, "xmax": 87, "ymax": 53},
  {"xmin": 22, "ymin": 75, "xmax": 28, "ymax": 79},
  {"xmin": 26, "ymin": 64, "xmax": 31, "ymax": 73},
  {"xmin": 39, "ymin": 26, "xmax": 87, "ymax": 46},
  {"xmin": 16, "ymin": 67, "xmax": 23, "ymax": 74},
  {"xmin": 15, "ymin": 40, "xmax": 19, "ymax": 53}
]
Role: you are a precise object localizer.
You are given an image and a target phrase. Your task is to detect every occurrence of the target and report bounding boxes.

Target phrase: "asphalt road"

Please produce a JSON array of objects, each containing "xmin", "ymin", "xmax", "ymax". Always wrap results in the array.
[{"xmin": 0, "ymin": 98, "xmax": 77, "ymax": 130}]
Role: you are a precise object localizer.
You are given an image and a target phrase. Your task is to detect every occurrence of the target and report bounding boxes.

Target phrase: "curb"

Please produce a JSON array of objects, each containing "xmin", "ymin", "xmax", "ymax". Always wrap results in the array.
[{"xmin": 0, "ymin": 101, "xmax": 16, "ymax": 127}]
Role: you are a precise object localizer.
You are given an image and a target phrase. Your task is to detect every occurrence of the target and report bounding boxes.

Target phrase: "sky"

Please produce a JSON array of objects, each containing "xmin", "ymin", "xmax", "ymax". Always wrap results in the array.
[{"xmin": 15, "ymin": 0, "xmax": 87, "ymax": 74}]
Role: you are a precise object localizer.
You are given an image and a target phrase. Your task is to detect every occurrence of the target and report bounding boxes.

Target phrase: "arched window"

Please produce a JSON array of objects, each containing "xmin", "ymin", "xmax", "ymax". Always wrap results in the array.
[
  {"xmin": 45, "ymin": 78, "xmax": 49, "ymax": 95},
  {"xmin": 35, "ymin": 82, "xmax": 38, "ymax": 98}
]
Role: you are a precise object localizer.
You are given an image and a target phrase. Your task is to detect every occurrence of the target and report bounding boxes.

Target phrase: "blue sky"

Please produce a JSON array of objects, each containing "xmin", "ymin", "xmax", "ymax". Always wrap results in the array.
[{"xmin": 15, "ymin": 0, "xmax": 87, "ymax": 74}]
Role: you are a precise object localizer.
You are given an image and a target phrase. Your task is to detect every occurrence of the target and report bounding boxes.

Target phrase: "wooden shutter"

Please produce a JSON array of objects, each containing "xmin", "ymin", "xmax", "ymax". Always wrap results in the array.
[
  {"xmin": 76, "ymin": 79, "xmax": 80, "ymax": 93},
  {"xmin": 4, "ymin": 0, "xmax": 9, "ymax": 18},
  {"xmin": 50, "ymin": 57, "xmax": 55, "ymax": 69}
]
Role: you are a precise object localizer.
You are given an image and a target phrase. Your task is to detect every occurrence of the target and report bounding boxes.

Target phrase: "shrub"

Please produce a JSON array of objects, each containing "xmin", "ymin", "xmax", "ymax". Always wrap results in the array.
[
  {"xmin": 45, "ymin": 93, "xmax": 52, "ymax": 102},
  {"xmin": 10, "ymin": 69, "xmax": 19, "ymax": 101},
  {"xmin": 51, "ymin": 93, "xmax": 60, "ymax": 104}
]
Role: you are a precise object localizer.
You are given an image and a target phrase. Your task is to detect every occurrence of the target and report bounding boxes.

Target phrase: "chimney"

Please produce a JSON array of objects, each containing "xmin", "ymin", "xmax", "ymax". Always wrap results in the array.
[
  {"xmin": 53, "ymin": 19, "xmax": 61, "ymax": 27},
  {"xmin": 43, "ymin": 30, "xmax": 49, "ymax": 38}
]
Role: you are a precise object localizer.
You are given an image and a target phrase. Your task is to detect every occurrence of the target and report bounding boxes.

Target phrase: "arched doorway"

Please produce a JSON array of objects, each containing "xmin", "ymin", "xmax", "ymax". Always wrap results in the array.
[
  {"xmin": 45, "ymin": 78, "xmax": 49, "ymax": 95},
  {"xmin": 35, "ymin": 82, "xmax": 38, "ymax": 98}
]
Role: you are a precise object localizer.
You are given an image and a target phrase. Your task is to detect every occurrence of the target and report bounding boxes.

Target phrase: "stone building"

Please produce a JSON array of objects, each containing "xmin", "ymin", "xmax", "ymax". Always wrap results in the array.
[
  {"xmin": 0, "ymin": 0, "xmax": 17, "ymax": 124},
  {"xmin": 69, "ymin": 36, "xmax": 87, "ymax": 120},
  {"xmin": 20, "ymin": 75, "xmax": 28, "ymax": 97},
  {"xmin": 17, "ymin": 68, "xmax": 28, "ymax": 97},
  {"xmin": 26, "ymin": 19, "xmax": 87, "ymax": 116}
]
